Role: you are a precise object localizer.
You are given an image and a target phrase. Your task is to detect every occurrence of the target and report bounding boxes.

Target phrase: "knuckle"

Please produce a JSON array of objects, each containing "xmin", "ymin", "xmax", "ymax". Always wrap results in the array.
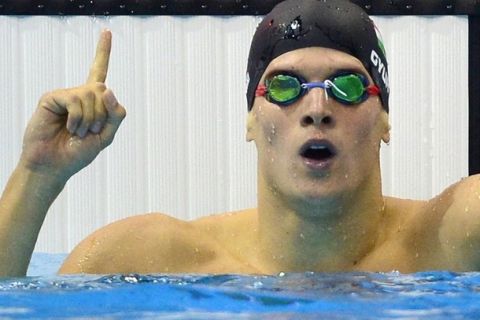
[
  {"xmin": 94, "ymin": 82, "xmax": 107, "ymax": 91},
  {"xmin": 68, "ymin": 94, "xmax": 81, "ymax": 105},
  {"xmin": 84, "ymin": 90, "xmax": 95, "ymax": 101},
  {"xmin": 38, "ymin": 91, "xmax": 52, "ymax": 103},
  {"xmin": 118, "ymin": 107, "xmax": 127, "ymax": 119}
]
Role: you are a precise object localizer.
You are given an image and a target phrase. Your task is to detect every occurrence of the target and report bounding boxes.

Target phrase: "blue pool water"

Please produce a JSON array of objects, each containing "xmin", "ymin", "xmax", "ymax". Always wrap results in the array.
[{"xmin": 0, "ymin": 253, "xmax": 478, "ymax": 319}]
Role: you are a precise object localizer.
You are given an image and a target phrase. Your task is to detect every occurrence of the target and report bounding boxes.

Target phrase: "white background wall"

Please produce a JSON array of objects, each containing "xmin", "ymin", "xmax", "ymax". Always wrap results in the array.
[{"xmin": 0, "ymin": 15, "xmax": 468, "ymax": 253}]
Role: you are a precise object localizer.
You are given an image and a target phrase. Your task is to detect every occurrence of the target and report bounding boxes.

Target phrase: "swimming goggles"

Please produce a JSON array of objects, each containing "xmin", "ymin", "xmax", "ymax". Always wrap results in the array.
[{"xmin": 255, "ymin": 72, "xmax": 380, "ymax": 106}]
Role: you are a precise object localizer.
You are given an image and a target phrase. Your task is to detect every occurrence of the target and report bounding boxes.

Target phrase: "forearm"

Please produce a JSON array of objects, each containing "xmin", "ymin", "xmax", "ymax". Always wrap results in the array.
[{"xmin": 0, "ymin": 165, "xmax": 66, "ymax": 277}]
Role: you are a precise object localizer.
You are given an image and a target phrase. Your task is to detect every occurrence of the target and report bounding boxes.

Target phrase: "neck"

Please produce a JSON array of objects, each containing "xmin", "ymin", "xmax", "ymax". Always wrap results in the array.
[{"xmin": 255, "ymin": 172, "xmax": 386, "ymax": 273}]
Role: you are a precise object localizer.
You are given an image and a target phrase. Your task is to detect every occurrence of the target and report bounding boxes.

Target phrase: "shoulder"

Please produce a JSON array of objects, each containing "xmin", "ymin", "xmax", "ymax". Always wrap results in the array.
[
  {"xmin": 434, "ymin": 175, "xmax": 480, "ymax": 269},
  {"xmin": 59, "ymin": 213, "xmax": 219, "ymax": 274},
  {"xmin": 402, "ymin": 175, "xmax": 480, "ymax": 271}
]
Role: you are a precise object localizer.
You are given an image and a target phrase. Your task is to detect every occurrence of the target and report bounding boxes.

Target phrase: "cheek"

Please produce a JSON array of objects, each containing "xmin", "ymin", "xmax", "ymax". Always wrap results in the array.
[
  {"xmin": 256, "ymin": 106, "xmax": 288, "ymax": 147},
  {"xmin": 344, "ymin": 110, "xmax": 382, "ymax": 150}
]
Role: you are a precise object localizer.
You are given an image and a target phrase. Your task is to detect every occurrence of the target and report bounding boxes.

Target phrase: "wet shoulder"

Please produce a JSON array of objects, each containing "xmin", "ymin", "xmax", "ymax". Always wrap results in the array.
[
  {"xmin": 60, "ymin": 213, "xmax": 224, "ymax": 274},
  {"xmin": 192, "ymin": 208, "xmax": 258, "ymax": 246},
  {"xmin": 385, "ymin": 176, "xmax": 480, "ymax": 271}
]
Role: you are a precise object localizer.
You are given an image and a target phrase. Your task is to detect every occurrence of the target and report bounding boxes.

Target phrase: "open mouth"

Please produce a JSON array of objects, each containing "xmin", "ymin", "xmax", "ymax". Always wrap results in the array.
[{"xmin": 300, "ymin": 139, "xmax": 337, "ymax": 162}]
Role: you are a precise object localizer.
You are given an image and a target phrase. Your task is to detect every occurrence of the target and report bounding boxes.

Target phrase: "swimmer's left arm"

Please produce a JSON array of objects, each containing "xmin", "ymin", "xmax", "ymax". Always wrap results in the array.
[{"xmin": 438, "ymin": 175, "xmax": 480, "ymax": 270}]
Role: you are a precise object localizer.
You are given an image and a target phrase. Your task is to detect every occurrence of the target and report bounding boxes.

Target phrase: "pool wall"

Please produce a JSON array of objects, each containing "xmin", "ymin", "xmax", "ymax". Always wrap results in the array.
[{"xmin": 0, "ymin": 15, "xmax": 469, "ymax": 253}]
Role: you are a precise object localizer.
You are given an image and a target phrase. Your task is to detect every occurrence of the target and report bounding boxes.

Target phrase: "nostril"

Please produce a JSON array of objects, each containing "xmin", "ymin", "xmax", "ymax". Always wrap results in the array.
[
  {"xmin": 322, "ymin": 116, "xmax": 332, "ymax": 125},
  {"xmin": 301, "ymin": 115, "xmax": 333, "ymax": 127},
  {"xmin": 301, "ymin": 116, "xmax": 314, "ymax": 126}
]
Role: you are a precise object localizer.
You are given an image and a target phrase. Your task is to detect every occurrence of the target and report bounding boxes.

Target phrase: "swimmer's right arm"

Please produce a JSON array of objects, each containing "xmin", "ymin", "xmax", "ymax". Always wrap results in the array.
[{"xmin": 0, "ymin": 30, "xmax": 126, "ymax": 277}]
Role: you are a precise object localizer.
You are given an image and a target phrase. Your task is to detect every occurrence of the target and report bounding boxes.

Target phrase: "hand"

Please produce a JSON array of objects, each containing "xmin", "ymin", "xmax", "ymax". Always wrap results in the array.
[{"xmin": 19, "ymin": 30, "xmax": 126, "ymax": 181}]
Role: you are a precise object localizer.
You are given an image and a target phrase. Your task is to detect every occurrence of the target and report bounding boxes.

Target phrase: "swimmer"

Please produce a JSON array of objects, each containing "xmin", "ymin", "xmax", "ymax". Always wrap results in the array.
[{"xmin": 0, "ymin": 0, "xmax": 478, "ymax": 277}]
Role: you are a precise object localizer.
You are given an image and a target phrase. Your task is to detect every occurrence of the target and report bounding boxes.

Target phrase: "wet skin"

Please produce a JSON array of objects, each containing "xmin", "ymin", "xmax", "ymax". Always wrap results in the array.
[
  {"xmin": 0, "ymin": 31, "xmax": 478, "ymax": 277},
  {"xmin": 58, "ymin": 44, "xmax": 480, "ymax": 275}
]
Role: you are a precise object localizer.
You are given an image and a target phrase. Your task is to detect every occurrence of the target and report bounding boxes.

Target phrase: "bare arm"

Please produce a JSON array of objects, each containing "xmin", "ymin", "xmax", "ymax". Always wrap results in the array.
[{"xmin": 0, "ymin": 30, "xmax": 126, "ymax": 277}]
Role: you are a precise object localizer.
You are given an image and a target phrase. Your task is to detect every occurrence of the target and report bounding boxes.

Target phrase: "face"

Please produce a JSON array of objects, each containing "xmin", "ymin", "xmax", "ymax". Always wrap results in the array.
[{"xmin": 247, "ymin": 47, "xmax": 390, "ymax": 203}]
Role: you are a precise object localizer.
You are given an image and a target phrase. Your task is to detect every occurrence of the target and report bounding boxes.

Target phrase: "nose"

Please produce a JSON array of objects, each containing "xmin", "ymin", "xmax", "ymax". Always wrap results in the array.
[{"xmin": 300, "ymin": 87, "xmax": 335, "ymax": 128}]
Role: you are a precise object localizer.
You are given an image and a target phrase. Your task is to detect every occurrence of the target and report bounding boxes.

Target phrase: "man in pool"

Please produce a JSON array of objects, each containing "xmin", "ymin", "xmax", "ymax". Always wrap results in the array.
[{"xmin": 0, "ymin": 0, "xmax": 479, "ymax": 277}]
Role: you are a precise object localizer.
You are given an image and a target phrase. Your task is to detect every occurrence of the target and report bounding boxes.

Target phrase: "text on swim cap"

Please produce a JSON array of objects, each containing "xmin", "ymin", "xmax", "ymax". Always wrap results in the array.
[{"xmin": 370, "ymin": 50, "xmax": 390, "ymax": 93}]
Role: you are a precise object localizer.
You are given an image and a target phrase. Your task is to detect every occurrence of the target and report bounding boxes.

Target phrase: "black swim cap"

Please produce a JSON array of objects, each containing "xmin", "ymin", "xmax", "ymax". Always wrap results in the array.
[{"xmin": 246, "ymin": 0, "xmax": 390, "ymax": 112}]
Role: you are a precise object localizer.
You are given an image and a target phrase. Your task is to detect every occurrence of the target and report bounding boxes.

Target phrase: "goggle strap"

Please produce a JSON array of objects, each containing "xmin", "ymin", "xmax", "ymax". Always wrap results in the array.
[
  {"xmin": 256, "ymin": 85, "xmax": 267, "ymax": 97},
  {"xmin": 366, "ymin": 85, "xmax": 380, "ymax": 96}
]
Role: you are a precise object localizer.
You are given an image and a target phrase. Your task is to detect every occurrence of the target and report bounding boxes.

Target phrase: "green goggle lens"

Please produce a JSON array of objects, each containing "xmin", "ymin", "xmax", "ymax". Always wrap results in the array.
[
  {"xmin": 267, "ymin": 75, "xmax": 302, "ymax": 103},
  {"xmin": 330, "ymin": 74, "xmax": 365, "ymax": 103},
  {"xmin": 264, "ymin": 73, "xmax": 369, "ymax": 105}
]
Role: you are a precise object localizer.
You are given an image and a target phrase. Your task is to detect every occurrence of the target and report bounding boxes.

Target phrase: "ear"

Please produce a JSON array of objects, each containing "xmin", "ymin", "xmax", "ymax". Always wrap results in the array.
[
  {"xmin": 379, "ymin": 111, "xmax": 390, "ymax": 144},
  {"xmin": 246, "ymin": 111, "xmax": 257, "ymax": 142}
]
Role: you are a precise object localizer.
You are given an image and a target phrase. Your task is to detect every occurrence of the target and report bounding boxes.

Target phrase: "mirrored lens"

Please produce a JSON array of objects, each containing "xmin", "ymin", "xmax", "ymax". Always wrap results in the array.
[
  {"xmin": 331, "ymin": 74, "xmax": 365, "ymax": 102},
  {"xmin": 268, "ymin": 75, "xmax": 302, "ymax": 103}
]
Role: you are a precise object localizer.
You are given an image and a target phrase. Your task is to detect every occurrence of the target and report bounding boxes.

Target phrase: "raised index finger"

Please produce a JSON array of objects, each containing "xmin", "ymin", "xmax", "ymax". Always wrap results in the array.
[{"xmin": 87, "ymin": 29, "xmax": 112, "ymax": 84}]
